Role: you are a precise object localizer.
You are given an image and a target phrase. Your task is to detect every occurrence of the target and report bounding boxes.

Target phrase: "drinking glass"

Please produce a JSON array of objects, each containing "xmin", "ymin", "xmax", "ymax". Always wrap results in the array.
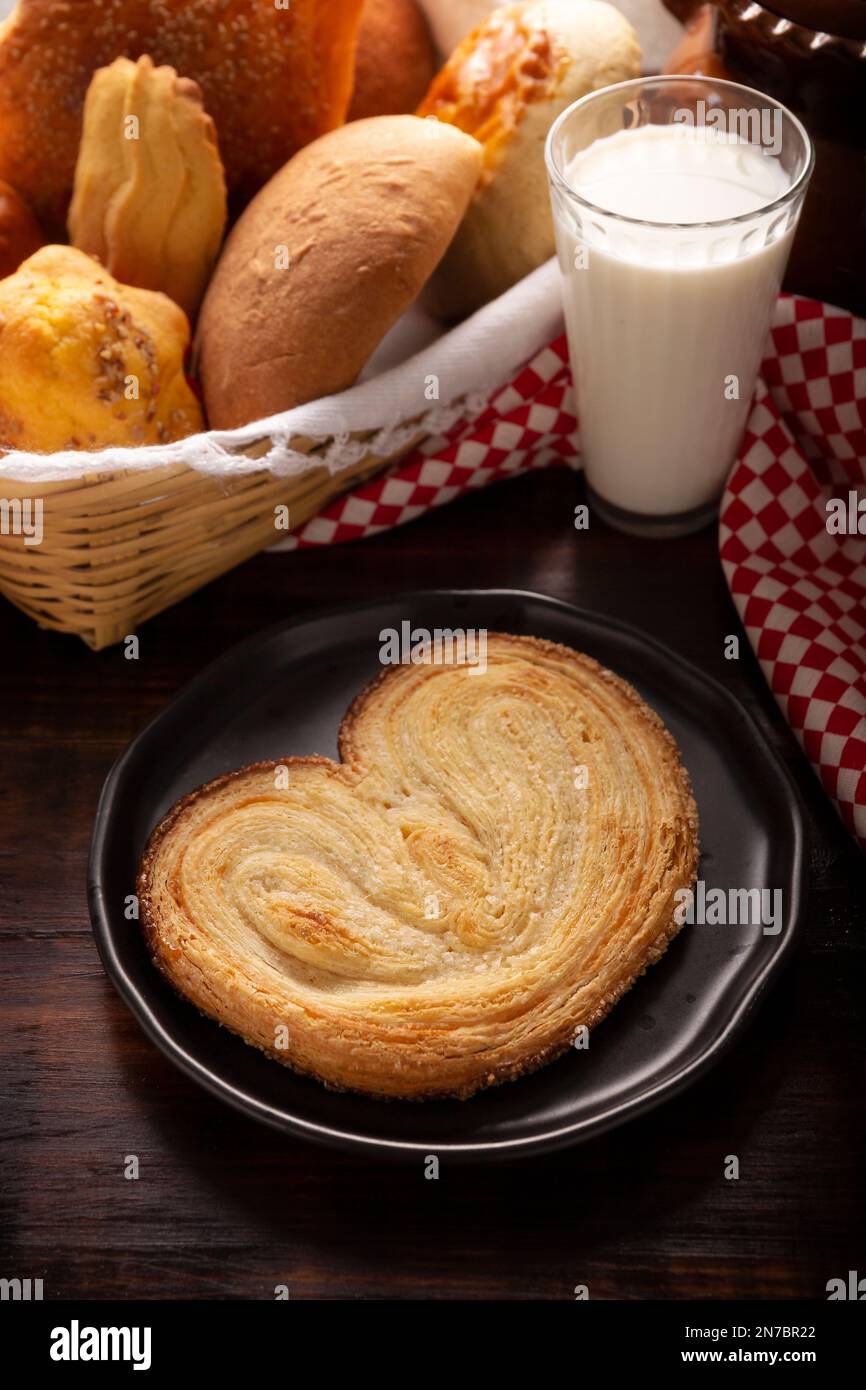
[{"xmin": 545, "ymin": 75, "xmax": 814, "ymax": 537}]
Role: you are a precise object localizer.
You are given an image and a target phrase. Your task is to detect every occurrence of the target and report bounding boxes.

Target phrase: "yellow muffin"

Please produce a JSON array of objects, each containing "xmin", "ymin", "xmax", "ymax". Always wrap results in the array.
[{"xmin": 0, "ymin": 245, "xmax": 203, "ymax": 452}]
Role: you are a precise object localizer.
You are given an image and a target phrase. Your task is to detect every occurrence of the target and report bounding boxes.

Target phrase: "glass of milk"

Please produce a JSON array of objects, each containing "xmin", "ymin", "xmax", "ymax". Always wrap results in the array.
[{"xmin": 545, "ymin": 76, "xmax": 813, "ymax": 536}]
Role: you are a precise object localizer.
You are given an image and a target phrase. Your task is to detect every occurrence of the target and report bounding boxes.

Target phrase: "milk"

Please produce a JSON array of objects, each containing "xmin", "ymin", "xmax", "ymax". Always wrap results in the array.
[{"xmin": 554, "ymin": 124, "xmax": 795, "ymax": 520}]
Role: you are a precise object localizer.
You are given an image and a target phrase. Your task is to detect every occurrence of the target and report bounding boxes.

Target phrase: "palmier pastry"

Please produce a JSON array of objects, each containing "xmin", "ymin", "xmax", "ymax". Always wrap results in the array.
[
  {"xmin": 0, "ymin": 0, "xmax": 365, "ymax": 232},
  {"xmin": 139, "ymin": 635, "xmax": 699, "ymax": 1101},
  {"xmin": 69, "ymin": 57, "xmax": 228, "ymax": 320}
]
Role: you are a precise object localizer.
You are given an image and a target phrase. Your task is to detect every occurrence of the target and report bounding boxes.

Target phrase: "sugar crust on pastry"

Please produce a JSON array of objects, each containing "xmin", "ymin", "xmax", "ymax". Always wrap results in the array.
[{"xmin": 138, "ymin": 635, "xmax": 699, "ymax": 1101}]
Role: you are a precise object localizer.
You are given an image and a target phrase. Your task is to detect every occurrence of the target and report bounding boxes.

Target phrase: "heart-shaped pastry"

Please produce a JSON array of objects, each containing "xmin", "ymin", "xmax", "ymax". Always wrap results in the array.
[{"xmin": 138, "ymin": 634, "xmax": 698, "ymax": 1100}]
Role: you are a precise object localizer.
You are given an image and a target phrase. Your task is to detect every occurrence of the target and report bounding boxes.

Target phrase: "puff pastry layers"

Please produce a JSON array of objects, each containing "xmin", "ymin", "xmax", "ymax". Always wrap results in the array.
[{"xmin": 138, "ymin": 635, "xmax": 698, "ymax": 1100}]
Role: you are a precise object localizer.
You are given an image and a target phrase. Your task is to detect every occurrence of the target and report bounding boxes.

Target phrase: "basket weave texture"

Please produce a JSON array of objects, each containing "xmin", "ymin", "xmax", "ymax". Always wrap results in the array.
[
  {"xmin": 0, "ymin": 432, "xmax": 400, "ymax": 649},
  {"xmin": 0, "ymin": 259, "xmax": 563, "ymax": 648}
]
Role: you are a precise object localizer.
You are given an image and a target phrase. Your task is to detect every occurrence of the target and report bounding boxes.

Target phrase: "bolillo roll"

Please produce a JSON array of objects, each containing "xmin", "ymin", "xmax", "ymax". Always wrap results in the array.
[{"xmin": 196, "ymin": 115, "xmax": 482, "ymax": 429}]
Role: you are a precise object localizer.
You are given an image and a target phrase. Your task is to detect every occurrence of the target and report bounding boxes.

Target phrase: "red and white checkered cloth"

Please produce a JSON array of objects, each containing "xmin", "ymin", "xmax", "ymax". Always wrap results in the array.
[
  {"xmin": 287, "ymin": 295, "xmax": 866, "ymax": 854},
  {"xmin": 285, "ymin": 337, "xmax": 579, "ymax": 545},
  {"xmin": 720, "ymin": 297, "xmax": 866, "ymax": 855}
]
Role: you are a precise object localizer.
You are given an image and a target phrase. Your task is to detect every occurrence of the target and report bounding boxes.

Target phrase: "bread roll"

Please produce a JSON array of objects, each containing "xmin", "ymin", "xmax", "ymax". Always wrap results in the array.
[
  {"xmin": 196, "ymin": 115, "xmax": 482, "ymax": 429},
  {"xmin": 349, "ymin": 0, "xmax": 437, "ymax": 120},
  {"xmin": 0, "ymin": 179, "xmax": 43, "ymax": 280},
  {"xmin": 418, "ymin": 0, "xmax": 641, "ymax": 318}
]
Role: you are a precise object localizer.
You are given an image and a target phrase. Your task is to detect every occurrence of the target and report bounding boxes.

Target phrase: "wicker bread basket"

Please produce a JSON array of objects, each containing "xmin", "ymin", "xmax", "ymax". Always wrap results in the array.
[
  {"xmin": 0, "ymin": 427, "xmax": 412, "ymax": 650},
  {"xmin": 0, "ymin": 259, "xmax": 561, "ymax": 649}
]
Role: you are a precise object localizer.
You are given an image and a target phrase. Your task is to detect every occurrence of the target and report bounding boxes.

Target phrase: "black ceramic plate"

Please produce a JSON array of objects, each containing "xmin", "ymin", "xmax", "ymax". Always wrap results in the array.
[{"xmin": 88, "ymin": 590, "xmax": 807, "ymax": 1161}]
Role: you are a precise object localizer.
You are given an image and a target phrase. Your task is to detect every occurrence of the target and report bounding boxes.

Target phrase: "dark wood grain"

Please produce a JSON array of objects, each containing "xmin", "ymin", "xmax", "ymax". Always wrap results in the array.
[{"xmin": 1, "ymin": 468, "xmax": 863, "ymax": 1301}]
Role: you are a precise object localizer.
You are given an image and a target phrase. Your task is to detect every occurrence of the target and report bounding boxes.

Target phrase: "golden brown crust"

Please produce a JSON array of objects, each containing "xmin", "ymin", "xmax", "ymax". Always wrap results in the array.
[
  {"xmin": 195, "ymin": 114, "xmax": 482, "ymax": 427},
  {"xmin": 68, "ymin": 55, "xmax": 228, "ymax": 319},
  {"xmin": 0, "ymin": 177, "xmax": 43, "ymax": 279},
  {"xmin": 0, "ymin": 0, "xmax": 365, "ymax": 233},
  {"xmin": 0, "ymin": 244, "xmax": 203, "ymax": 452},
  {"xmin": 349, "ymin": 0, "xmax": 437, "ymax": 121},
  {"xmin": 138, "ymin": 634, "xmax": 699, "ymax": 1101}
]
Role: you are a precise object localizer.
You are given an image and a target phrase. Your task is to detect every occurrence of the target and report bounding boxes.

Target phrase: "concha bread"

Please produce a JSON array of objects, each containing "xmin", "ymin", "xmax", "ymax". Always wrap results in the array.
[
  {"xmin": 419, "ymin": 0, "xmax": 641, "ymax": 319},
  {"xmin": 196, "ymin": 115, "xmax": 482, "ymax": 429}
]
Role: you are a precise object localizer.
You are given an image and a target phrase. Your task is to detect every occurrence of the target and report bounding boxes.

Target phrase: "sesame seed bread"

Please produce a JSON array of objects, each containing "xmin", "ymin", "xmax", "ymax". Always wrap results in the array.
[{"xmin": 0, "ymin": 0, "xmax": 365, "ymax": 233}]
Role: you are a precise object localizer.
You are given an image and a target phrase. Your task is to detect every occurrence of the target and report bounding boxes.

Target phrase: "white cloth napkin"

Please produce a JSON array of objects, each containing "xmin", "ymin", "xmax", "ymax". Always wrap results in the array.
[{"xmin": 0, "ymin": 260, "xmax": 566, "ymax": 483}]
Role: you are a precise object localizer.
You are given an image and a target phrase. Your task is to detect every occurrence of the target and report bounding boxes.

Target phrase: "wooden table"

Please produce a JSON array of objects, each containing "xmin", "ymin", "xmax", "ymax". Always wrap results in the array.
[{"xmin": 2, "ymin": 468, "xmax": 863, "ymax": 1300}]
